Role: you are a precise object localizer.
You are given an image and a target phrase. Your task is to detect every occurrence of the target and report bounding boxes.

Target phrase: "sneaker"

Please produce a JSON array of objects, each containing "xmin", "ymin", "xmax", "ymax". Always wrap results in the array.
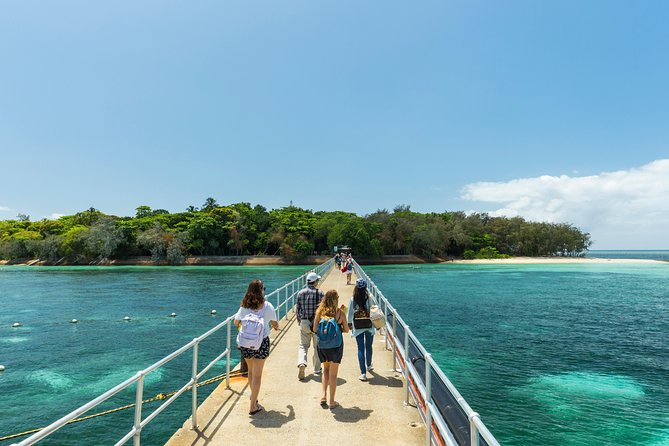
[
  {"xmin": 367, "ymin": 363, "xmax": 374, "ymax": 371},
  {"xmin": 298, "ymin": 365, "xmax": 306, "ymax": 381},
  {"xmin": 314, "ymin": 369, "xmax": 322, "ymax": 375},
  {"xmin": 359, "ymin": 374, "xmax": 367, "ymax": 381}
]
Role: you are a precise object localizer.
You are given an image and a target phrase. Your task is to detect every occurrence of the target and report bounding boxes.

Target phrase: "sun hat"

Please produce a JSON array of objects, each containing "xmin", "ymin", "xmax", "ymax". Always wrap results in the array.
[
  {"xmin": 306, "ymin": 272, "xmax": 321, "ymax": 283},
  {"xmin": 355, "ymin": 278, "xmax": 367, "ymax": 288}
]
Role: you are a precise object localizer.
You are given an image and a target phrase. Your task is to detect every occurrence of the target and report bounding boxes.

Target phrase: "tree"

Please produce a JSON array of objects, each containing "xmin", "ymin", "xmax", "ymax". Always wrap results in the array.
[
  {"xmin": 137, "ymin": 223, "xmax": 169, "ymax": 261},
  {"xmin": 135, "ymin": 206, "xmax": 152, "ymax": 218},
  {"xmin": 201, "ymin": 197, "xmax": 219, "ymax": 212},
  {"xmin": 86, "ymin": 217, "xmax": 124, "ymax": 260}
]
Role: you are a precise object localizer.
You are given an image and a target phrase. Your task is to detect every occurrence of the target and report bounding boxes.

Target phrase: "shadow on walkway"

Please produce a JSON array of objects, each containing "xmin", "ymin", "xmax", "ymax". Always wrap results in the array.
[
  {"xmin": 367, "ymin": 372, "xmax": 403, "ymax": 388},
  {"xmin": 331, "ymin": 406, "xmax": 374, "ymax": 423},
  {"xmin": 250, "ymin": 404, "xmax": 296, "ymax": 428}
]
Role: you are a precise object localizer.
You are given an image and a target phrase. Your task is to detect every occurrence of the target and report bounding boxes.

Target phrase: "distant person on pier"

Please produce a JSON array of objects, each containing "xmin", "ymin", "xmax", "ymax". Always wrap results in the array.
[
  {"xmin": 234, "ymin": 279, "xmax": 279, "ymax": 415},
  {"xmin": 347, "ymin": 278, "xmax": 375, "ymax": 381},
  {"xmin": 296, "ymin": 272, "xmax": 324, "ymax": 380},
  {"xmin": 313, "ymin": 289, "xmax": 349, "ymax": 409},
  {"xmin": 345, "ymin": 256, "xmax": 353, "ymax": 284}
]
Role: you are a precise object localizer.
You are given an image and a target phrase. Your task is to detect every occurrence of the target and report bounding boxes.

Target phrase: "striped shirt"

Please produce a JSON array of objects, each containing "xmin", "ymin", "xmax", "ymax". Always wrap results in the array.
[{"xmin": 296, "ymin": 284, "xmax": 323, "ymax": 322}]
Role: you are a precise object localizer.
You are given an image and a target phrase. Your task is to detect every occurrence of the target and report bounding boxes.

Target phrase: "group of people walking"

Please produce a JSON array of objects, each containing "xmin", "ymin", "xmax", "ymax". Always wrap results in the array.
[
  {"xmin": 234, "ymin": 264, "xmax": 376, "ymax": 415},
  {"xmin": 334, "ymin": 252, "xmax": 354, "ymax": 284}
]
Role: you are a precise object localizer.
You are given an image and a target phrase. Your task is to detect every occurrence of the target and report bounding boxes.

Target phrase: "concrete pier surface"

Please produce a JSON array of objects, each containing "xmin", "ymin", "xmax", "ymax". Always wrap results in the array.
[{"xmin": 166, "ymin": 267, "xmax": 425, "ymax": 446}]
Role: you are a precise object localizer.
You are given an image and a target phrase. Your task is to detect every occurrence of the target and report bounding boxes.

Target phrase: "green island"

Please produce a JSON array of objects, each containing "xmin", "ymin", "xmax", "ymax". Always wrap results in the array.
[{"xmin": 0, "ymin": 198, "xmax": 591, "ymax": 265}]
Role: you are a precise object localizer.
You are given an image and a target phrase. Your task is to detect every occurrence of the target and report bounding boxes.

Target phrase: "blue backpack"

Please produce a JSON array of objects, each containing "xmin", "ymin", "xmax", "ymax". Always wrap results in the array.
[{"xmin": 317, "ymin": 316, "xmax": 342, "ymax": 349}]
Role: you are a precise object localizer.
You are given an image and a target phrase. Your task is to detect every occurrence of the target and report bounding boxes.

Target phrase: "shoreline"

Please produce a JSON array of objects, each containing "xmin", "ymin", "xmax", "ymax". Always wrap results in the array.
[
  {"xmin": 449, "ymin": 257, "xmax": 666, "ymax": 264},
  {"xmin": 0, "ymin": 255, "xmax": 666, "ymax": 266}
]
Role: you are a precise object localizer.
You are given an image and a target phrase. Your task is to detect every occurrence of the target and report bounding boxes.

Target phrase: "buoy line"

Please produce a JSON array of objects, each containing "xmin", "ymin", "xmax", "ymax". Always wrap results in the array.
[{"xmin": 0, "ymin": 370, "xmax": 244, "ymax": 443}]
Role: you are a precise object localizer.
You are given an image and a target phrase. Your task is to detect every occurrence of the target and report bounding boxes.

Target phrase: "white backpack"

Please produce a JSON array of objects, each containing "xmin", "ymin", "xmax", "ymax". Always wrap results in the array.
[
  {"xmin": 236, "ymin": 304, "xmax": 266, "ymax": 350},
  {"xmin": 370, "ymin": 304, "xmax": 386, "ymax": 329}
]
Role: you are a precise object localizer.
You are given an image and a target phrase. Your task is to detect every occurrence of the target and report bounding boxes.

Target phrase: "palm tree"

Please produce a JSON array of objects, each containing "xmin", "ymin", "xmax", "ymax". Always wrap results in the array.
[{"xmin": 201, "ymin": 197, "xmax": 219, "ymax": 212}]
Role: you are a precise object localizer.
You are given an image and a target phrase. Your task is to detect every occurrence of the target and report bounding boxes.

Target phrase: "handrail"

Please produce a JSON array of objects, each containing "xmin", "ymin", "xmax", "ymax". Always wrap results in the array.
[
  {"xmin": 14, "ymin": 259, "xmax": 334, "ymax": 446},
  {"xmin": 352, "ymin": 260, "xmax": 500, "ymax": 446}
]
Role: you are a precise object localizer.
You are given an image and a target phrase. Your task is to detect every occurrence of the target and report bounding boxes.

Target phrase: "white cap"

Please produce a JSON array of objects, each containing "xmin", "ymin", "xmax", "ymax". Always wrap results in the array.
[{"xmin": 306, "ymin": 272, "xmax": 321, "ymax": 283}]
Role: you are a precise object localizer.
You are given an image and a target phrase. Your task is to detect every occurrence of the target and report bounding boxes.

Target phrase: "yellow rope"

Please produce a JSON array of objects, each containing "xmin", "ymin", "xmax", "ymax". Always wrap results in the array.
[{"xmin": 0, "ymin": 370, "xmax": 244, "ymax": 442}]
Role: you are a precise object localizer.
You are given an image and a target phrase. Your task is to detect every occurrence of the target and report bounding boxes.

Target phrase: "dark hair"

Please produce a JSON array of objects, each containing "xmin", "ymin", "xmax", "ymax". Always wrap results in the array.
[
  {"xmin": 353, "ymin": 285, "xmax": 368, "ymax": 310},
  {"xmin": 241, "ymin": 279, "xmax": 264, "ymax": 310}
]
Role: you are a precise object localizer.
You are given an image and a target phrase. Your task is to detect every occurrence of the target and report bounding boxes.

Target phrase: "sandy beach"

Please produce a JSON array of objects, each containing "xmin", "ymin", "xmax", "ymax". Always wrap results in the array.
[{"xmin": 449, "ymin": 257, "xmax": 666, "ymax": 264}]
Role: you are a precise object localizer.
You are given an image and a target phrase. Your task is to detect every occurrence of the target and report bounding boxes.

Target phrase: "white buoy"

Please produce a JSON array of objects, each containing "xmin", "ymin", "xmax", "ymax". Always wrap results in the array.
[
  {"xmin": 70, "ymin": 319, "xmax": 78, "ymax": 324},
  {"xmin": 12, "ymin": 322, "xmax": 22, "ymax": 328},
  {"xmin": 124, "ymin": 316, "xmax": 131, "ymax": 321},
  {"xmin": 0, "ymin": 365, "xmax": 5, "ymax": 372},
  {"xmin": 211, "ymin": 310, "xmax": 217, "ymax": 315},
  {"xmin": 170, "ymin": 312, "xmax": 177, "ymax": 317}
]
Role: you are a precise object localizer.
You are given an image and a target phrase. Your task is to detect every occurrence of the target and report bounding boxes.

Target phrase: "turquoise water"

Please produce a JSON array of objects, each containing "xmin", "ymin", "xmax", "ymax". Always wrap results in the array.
[
  {"xmin": 1, "ymin": 262, "xmax": 669, "ymax": 445},
  {"xmin": 365, "ymin": 262, "xmax": 669, "ymax": 446},
  {"xmin": 0, "ymin": 266, "xmax": 309, "ymax": 445},
  {"xmin": 587, "ymin": 250, "xmax": 669, "ymax": 260}
]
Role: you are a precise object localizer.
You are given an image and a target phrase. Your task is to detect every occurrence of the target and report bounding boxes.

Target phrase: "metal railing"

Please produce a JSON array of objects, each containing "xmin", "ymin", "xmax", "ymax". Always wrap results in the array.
[
  {"xmin": 14, "ymin": 259, "xmax": 333, "ymax": 446},
  {"xmin": 352, "ymin": 260, "xmax": 500, "ymax": 446}
]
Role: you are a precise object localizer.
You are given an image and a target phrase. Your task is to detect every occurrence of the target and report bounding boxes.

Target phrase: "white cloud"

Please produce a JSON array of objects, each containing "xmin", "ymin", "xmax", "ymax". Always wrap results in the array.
[
  {"xmin": 45, "ymin": 213, "xmax": 66, "ymax": 220},
  {"xmin": 0, "ymin": 206, "xmax": 10, "ymax": 212},
  {"xmin": 461, "ymin": 159, "xmax": 669, "ymax": 249}
]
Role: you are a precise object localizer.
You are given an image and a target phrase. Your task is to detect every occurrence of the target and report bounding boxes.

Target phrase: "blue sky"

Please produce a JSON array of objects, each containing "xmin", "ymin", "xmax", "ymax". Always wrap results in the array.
[{"xmin": 1, "ymin": 1, "xmax": 668, "ymax": 249}]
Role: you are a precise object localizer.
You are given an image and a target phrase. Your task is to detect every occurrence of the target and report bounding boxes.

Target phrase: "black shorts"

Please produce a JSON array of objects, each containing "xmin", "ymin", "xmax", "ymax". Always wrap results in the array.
[
  {"xmin": 317, "ymin": 344, "xmax": 344, "ymax": 364},
  {"xmin": 239, "ymin": 336, "xmax": 270, "ymax": 360}
]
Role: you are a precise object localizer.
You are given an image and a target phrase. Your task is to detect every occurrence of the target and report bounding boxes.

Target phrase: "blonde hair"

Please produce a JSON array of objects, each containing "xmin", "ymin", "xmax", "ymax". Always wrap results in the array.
[{"xmin": 315, "ymin": 289, "xmax": 339, "ymax": 319}]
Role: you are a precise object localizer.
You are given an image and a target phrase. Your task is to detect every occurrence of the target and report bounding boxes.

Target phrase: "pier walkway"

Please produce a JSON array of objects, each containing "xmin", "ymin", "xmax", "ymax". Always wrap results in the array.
[{"xmin": 165, "ymin": 267, "xmax": 425, "ymax": 446}]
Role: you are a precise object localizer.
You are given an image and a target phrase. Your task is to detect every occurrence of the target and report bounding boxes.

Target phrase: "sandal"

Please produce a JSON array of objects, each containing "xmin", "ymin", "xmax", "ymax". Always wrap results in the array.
[
  {"xmin": 329, "ymin": 402, "xmax": 340, "ymax": 410},
  {"xmin": 320, "ymin": 399, "xmax": 328, "ymax": 408},
  {"xmin": 249, "ymin": 404, "xmax": 263, "ymax": 415}
]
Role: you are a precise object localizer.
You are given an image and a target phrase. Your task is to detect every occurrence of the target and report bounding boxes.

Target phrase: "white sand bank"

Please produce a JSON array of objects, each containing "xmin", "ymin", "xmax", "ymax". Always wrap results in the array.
[{"xmin": 449, "ymin": 257, "xmax": 666, "ymax": 265}]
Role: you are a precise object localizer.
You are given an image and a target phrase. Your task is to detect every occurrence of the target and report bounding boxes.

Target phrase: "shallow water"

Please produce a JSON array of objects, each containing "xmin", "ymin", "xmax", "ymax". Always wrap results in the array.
[
  {"xmin": 1, "ymin": 262, "xmax": 668, "ymax": 445},
  {"xmin": 365, "ymin": 262, "xmax": 669, "ymax": 446},
  {"xmin": 0, "ymin": 266, "xmax": 309, "ymax": 445}
]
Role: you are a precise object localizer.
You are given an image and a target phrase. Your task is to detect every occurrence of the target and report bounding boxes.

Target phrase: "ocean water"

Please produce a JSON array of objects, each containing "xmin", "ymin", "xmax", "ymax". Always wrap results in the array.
[
  {"xmin": 365, "ymin": 262, "xmax": 669, "ymax": 446},
  {"xmin": 587, "ymin": 250, "xmax": 669, "ymax": 260},
  {"xmin": 1, "ymin": 261, "xmax": 668, "ymax": 445},
  {"xmin": 0, "ymin": 266, "xmax": 309, "ymax": 445}
]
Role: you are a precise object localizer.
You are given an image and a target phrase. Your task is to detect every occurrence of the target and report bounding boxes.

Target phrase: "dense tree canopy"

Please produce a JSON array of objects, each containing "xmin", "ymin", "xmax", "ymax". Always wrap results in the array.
[{"xmin": 0, "ymin": 200, "xmax": 591, "ymax": 263}]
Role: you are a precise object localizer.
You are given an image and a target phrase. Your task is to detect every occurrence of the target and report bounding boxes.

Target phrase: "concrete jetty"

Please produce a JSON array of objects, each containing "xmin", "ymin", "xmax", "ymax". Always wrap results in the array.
[{"xmin": 166, "ymin": 267, "xmax": 425, "ymax": 446}]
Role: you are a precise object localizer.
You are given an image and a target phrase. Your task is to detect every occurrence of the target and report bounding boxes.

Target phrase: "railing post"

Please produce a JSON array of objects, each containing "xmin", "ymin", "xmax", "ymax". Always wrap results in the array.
[
  {"xmin": 470, "ymin": 412, "xmax": 481, "ymax": 446},
  {"xmin": 133, "ymin": 372, "xmax": 144, "ymax": 446},
  {"xmin": 226, "ymin": 321, "xmax": 231, "ymax": 389},
  {"xmin": 384, "ymin": 295, "xmax": 390, "ymax": 351},
  {"xmin": 276, "ymin": 291, "xmax": 281, "ymax": 321},
  {"xmin": 392, "ymin": 312, "xmax": 398, "ymax": 371},
  {"xmin": 191, "ymin": 339, "xmax": 199, "ymax": 430},
  {"xmin": 425, "ymin": 353, "xmax": 433, "ymax": 446},
  {"xmin": 404, "ymin": 324, "xmax": 410, "ymax": 406}
]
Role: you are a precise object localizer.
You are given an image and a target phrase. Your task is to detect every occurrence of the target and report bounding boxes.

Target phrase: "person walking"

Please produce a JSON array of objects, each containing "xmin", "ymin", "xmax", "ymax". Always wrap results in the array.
[
  {"xmin": 347, "ymin": 278, "xmax": 375, "ymax": 381},
  {"xmin": 345, "ymin": 257, "xmax": 353, "ymax": 285},
  {"xmin": 313, "ymin": 289, "xmax": 348, "ymax": 409},
  {"xmin": 234, "ymin": 279, "xmax": 279, "ymax": 415},
  {"xmin": 296, "ymin": 271, "xmax": 324, "ymax": 380}
]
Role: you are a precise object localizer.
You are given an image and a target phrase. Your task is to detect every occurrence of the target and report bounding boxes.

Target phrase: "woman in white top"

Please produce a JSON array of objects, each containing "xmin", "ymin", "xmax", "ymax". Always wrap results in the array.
[
  {"xmin": 234, "ymin": 279, "xmax": 279, "ymax": 415},
  {"xmin": 347, "ymin": 278, "xmax": 376, "ymax": 381}
]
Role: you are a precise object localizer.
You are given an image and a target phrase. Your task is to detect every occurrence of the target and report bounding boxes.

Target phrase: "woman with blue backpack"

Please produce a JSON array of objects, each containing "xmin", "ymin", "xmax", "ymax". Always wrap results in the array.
[
  {"xmin": 234, "ymin": 279, "xmax": 279, "ymax": 416},
  {"xmin": 313, "ymin": 289, "xmax": 349, "ymax": 409},
  {"xmin": 347, "ymin": 278, "xmax": 375, "ymax": 381}
]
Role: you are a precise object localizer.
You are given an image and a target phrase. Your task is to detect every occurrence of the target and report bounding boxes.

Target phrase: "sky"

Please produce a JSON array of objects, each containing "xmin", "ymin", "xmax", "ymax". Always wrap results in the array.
[{"xmin": 1, "ymin": 0, "xmax": 668, "ymax": 249}]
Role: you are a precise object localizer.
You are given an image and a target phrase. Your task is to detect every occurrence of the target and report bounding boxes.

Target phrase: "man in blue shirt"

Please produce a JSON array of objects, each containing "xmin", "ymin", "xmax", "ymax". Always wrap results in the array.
[{"xmin": 296, "ymin": 271, "xmax": 324, "ymax": 380}]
